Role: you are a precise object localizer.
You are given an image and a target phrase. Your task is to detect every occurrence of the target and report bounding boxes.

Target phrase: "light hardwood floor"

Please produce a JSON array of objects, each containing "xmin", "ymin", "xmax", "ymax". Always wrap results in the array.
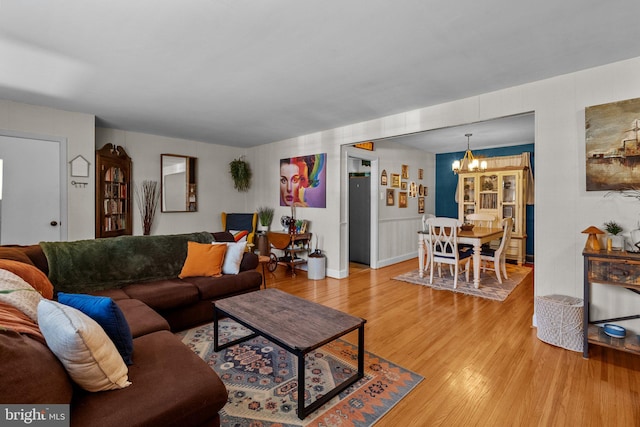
[{"xmin": 263, "ymin": 260, "xmax": 640, "ymax": 426}]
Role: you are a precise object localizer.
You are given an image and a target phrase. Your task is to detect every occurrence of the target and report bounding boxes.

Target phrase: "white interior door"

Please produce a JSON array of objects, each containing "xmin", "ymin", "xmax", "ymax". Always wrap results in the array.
[{"xmin": 0, "ymin": 135, "xmax": 63, "ymax": 244}]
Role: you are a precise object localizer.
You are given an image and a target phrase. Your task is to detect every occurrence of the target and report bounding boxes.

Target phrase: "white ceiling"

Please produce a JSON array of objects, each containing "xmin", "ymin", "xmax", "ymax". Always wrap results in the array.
[
  {"xmin": 1, "ymin": 1, "xmax": 640, "ymax": 152},
  {"xmin": 388, "ymin": 112, "xmax": 535, "ymax": 154}
]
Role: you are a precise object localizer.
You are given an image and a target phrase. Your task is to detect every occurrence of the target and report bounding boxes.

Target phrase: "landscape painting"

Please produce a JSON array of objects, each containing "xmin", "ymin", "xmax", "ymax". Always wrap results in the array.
[{"xmin": 586, "ymin": 97, "xmax": 640, "ymax": 191}]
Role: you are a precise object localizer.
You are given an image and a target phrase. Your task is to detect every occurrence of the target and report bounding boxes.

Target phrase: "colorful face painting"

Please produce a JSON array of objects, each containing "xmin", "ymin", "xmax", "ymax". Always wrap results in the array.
[{"xmin": 279, "ymin": 153, "xmax": 326, "ymax": 208}]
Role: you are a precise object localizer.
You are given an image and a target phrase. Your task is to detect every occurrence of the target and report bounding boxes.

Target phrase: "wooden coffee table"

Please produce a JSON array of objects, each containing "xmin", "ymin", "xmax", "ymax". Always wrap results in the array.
[{"xmin": 213, "ymin": 288, "xmax": 366, "ymax": 419}]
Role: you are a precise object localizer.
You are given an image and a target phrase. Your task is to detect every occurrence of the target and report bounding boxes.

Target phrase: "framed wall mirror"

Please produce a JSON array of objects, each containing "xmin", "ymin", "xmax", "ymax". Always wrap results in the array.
[{"xmin": 161, "ymin": 154, "xmax": 197, "ymax": 212}]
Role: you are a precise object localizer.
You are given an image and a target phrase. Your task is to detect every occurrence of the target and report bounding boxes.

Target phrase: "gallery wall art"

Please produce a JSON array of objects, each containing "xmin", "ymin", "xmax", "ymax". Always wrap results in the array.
[
  {"xmin": 382, "ymin": 164, "xmax": 428, "ymax": 210},
  {"xmin": 399, "ymin": 191, "xmax": 408, "ymax": 208},
  {"xmin": 386, "ymin": 189, "xmax": 395, "ymax": 206},
  {"xmin": 391, "ymin": 173, "xmax": 400, "ymax": 188}
]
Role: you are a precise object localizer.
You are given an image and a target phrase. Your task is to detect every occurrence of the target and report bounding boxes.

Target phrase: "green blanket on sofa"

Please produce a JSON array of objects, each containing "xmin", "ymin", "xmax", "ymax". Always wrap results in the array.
[{"xmin": 41, "ymin": 232, "xmax": 214, "ymax": 293}]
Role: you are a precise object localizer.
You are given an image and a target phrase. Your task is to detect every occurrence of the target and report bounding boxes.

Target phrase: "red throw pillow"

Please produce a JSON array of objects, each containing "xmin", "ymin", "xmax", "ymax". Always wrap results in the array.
[{"xmin": 231, "ymin": 230, "xmax": 249, "ymax": 242}]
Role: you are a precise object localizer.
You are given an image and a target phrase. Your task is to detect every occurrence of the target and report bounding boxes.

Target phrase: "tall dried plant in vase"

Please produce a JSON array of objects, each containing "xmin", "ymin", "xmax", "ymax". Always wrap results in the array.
[{"xmin": 135, "ymin": 180, "xmax": 159, "ymax": 235}]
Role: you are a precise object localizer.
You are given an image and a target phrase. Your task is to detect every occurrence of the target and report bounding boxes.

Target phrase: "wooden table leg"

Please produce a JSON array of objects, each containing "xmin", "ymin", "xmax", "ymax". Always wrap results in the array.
[
  {"xmin": 258, "ymin": 255, "xmax": 271, "ymax": 289},
  {"xmin": 472, "ymin": 241, "xmax": 481, "ymax": 289},
  {"xmin": 418, "ymin": 234, "xmax": 425, "ymax": 277}
]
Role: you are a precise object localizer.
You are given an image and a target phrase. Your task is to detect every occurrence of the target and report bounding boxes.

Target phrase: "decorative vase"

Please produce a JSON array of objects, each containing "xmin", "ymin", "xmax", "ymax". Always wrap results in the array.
[
  {"xmin": 258, "ymin": 223, "xmax": 269, "ymax": 232},
  {"xmin": 610, "ymin": 234, "xmax": 624, "ymax": 251}
]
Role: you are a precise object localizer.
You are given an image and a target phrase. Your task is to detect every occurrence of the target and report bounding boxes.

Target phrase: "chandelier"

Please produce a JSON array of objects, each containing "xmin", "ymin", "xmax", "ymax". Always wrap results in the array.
[{"xmin": 452, "ymin": 133, "xmax": 487, "ymax": 174}]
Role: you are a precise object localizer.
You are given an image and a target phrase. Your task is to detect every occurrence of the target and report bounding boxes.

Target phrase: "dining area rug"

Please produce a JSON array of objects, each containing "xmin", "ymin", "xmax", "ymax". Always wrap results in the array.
[
  {"xmin": 178, "ymin": 319, "xmax": 423, "ymax": 427},
  {"xmin": 393, "ymin": 263, "xmax": 532, "ymax": 301}
]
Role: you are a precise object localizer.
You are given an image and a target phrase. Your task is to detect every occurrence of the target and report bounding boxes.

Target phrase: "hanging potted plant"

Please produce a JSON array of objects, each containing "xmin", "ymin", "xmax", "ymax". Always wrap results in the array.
[
  {"xmin": 257, "ymin": 206, "xmax": 275, "ymax": 232},
  {"xmin": 229, "ymin": 156, "xmax": 252, "ymax": 192}
]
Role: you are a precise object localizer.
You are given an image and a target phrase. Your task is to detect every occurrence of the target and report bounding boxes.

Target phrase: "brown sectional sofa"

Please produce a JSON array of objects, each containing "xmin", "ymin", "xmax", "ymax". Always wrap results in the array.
[{"xmin": 0, "ymin": 231, "xmax": 263, "ymax": 426}]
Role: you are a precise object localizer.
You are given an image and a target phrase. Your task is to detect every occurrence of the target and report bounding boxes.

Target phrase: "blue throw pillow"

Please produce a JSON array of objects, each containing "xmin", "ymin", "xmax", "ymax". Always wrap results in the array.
[{"xmin": 57, "ymin": 292, "xmax": 134, "ymax": 365}]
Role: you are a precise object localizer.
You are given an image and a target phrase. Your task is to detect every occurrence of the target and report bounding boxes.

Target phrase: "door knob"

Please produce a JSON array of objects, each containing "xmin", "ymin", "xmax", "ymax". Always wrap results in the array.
[{"xmin": 50, "ymin": 221, "xmax": 58, "ymax": 226}]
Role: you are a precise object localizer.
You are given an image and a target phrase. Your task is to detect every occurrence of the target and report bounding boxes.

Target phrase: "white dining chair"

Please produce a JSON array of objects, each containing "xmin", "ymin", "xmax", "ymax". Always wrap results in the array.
[
  {"xmin": 427, "ymin": 217, "xmax": 472, "ymax": 288},
  {"xmin": 420, "ymin": 214, "xmax": 436, "ymax": 277},
  {"xmin": 466, "ymin": 213, "xmax": 496, "ymax": 228},
  {"xmin": 480, "ymin": 217, "xmax": 513, "ymax": 284},
  {"xmin": 421, "ymin": 213, "xmax": 435, "ymax": 232}
]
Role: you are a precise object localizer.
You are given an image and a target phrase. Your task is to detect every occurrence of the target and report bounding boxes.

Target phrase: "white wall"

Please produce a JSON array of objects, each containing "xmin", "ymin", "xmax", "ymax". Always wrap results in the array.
[
  {"xmin": 4, "ymin": 54, "xmax": 640, "ymax": 332},
  {"xmin": 0, "ymin": 100, "xmax": 95, "ymax": 241},
  {"xmin": 247, "ymin": 133, "xmax": 434, "ymax": 277},
  {"xmin": 248, "ymin": 133, "xmax": 340, "ymax": 273},
  {"xmin": 249, "ymin": 56, "xmax": 640, "ymax": 332},
  {"xmin": 375, "ymin": 141, "xmax": 435, "ymax": 267},
  {"xmin": 96, "ymin": 128, "xmax": 250, "ymax": 235}
]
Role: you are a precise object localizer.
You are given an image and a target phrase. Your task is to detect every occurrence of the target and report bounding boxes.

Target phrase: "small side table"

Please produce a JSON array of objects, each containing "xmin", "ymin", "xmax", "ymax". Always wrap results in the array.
[
  {"xmin": 258, "ymin": 255, "xmax": 270, "ymax": 288},
  {"xmin": 268, "ymin": 232, "xmax": 312, "ymax": 276},
  {"xmin": 256, "ymin": 232, "xmax": 269, "ymax": 256}
]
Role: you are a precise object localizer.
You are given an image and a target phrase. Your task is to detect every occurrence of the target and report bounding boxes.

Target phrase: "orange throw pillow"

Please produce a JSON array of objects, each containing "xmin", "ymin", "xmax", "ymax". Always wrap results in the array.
[
  {"xmin": 0, "ymin": 259, "xmax": 54, "ymax": 299},
  {"xmin": 178, "ymin": 242, "xmax": 227, "ymax": 279}
]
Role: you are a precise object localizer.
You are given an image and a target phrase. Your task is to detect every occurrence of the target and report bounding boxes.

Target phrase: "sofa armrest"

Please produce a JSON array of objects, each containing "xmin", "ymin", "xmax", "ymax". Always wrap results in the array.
[{"xmin": 240, "ymin": 252, "xmax": 258, "ymax": 271}]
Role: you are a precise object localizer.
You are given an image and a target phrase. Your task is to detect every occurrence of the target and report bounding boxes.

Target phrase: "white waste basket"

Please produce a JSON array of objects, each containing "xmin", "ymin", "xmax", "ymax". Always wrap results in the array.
[
  {"xmin": 307, "ymin": 251, "xmax": 326, "ymax": 280},
  {"xmin": 536, "ymin": 294, "xmax": 584, "ymax": 352}
]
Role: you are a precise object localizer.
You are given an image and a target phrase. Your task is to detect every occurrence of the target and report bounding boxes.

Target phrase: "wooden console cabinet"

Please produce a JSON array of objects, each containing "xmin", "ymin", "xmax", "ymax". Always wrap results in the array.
[
  {"xmin": 583, "ymin": 249, "xmax": 640, "ymax": 358},
  {"xmin": 458, "ymin": 166, "xmax": 528, "ymax": 265},
  {"xmin": 96, "ymin": 144, "xmax": 132, "ymax": 238}
]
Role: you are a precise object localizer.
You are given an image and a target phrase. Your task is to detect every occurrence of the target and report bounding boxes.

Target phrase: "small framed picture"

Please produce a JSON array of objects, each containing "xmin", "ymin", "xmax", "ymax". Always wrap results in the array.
[
  {"xmin": 419, "ymin": 184, "xmax": 424, "ymax": 196},
  {"xmin": 418, "ymin": 196, "xmax": 425, "ymax": 213},
  {"xmin": 409, "ymin": 182, "xmax": 417, "ymax": 197},
  {"xmin": 418, "ymin": 168, "xmax": 424, "ymax": 180},
  {"xmin": 401, "ymin": 181, "xmax": 407, "ymax": 190},
  {"xmin": 391, "ymin": 173, "xmax": 401, "ymax": 188},
  {"xmin": 399, "ymin": 191, "xmax": 408, "ymax": 208},
  {"xmin": 386, "ymin": 189, "xmax": 395, "ymax": 206},
  {"xmin": 401, "ymin": 164, "xmax": 409, "ymax": 179},
  {"xmin": 381, "ymin": 169, "xmax": 388, "ymax": 186}
]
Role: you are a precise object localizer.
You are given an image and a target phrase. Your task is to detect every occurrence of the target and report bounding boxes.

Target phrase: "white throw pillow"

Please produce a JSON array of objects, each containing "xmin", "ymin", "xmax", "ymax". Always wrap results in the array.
[
  {"xmin": 222, "ymin": 241, "xmax": 247, "ymax": 275},
  {"xmin": 37, "ymin": 299, "xmax": 132, "ymax": 392},
  {"xmin": 0, "ymin": 268, "xmax": 42, "ymax": 321}
]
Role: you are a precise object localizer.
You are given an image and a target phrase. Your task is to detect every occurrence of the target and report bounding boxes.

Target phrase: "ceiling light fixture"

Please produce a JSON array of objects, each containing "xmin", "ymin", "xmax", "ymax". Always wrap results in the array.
[{"xmin": 452, "ymin": 133, "xmax": 487, "ymax": 174}]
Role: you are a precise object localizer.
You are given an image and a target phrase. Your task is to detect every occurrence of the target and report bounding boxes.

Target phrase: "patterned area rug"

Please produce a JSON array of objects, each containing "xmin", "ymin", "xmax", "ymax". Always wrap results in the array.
[
  {"xmin": 178, "ymin": 319, "xmax": 422, "ymax": 427},
  {"xmin": 393, "ymin": 263, "xmax": 532, "ymax": 301}
]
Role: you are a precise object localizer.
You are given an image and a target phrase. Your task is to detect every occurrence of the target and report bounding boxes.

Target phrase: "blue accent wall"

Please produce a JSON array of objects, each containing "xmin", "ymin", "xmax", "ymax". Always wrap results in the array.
[{"xmin": 435, "ymin": 144, "xmax": 535, "ymax": 257}]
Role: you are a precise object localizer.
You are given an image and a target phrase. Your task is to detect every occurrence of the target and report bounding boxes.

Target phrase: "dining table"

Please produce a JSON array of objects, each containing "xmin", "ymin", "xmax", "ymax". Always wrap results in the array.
[{"xmin": 418, "ymin": 226, "xmax": 504, "ymax": 289}]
